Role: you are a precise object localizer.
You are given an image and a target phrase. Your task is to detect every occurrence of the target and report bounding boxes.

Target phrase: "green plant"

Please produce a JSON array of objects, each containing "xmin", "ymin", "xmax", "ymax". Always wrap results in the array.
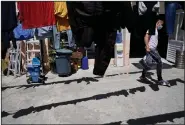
[{"xmin": 48, "ymin": 49, "xmax": 56, "ymax": 64}]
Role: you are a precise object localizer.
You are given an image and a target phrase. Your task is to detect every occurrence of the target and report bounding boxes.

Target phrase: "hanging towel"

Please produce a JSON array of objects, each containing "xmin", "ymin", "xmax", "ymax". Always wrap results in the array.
[{"xmin": 54, "ymin": 2, "xmax": 71, "ymax": 32}]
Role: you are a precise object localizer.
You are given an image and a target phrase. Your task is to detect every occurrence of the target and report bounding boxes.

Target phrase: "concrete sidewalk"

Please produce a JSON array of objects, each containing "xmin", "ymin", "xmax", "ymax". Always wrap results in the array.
[{"xmin": 2, "ymin": 58, "xmax": 184, "ymax": 124}]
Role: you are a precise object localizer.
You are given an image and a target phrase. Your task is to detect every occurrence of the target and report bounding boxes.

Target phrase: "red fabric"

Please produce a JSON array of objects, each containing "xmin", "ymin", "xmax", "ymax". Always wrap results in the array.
[{"xmin": 18, "ymin": 2, "xmax": 55, "ymax": 29}]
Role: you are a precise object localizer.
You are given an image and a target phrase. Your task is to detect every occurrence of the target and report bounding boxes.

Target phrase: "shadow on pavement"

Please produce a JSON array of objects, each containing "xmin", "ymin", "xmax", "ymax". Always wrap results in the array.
[
  {"xmin": 2, "ymin": 77, "xmax": 184, "ymax": 119},
  {"xmin": 103, "ymin": 110, "xmax": 184, "ymax": 125},
  {"xmin": 2, "ymin": 72, "xmax": 126, "ymax": 91},
  {"xmin": 132, "ymin": 62, "xmax": 174, "ymax": 70},
  {"xmin": 127, "ymin": 110, "xmax": 184, "ymax": 125},
  {"xmin": 137, "ymin": 75, "xmax": 184, "ymax": 91},
  {"xmin": 1, "ymin": 77, "xmax": 101, "ymax": 91},
  {"xmin": 2, "ymin": 86, "xmax": 145, "ymax": 118}
]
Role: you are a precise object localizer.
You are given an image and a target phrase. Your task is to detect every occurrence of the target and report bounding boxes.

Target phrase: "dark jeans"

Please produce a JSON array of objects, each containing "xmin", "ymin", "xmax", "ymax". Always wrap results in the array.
[{"xmin": 142, "ymin": 49, "xmax": 163, "ymax": 81}]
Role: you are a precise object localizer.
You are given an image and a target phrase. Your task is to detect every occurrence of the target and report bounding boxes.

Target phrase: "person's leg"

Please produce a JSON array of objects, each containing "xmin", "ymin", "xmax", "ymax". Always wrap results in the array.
[
  {"xmin": 148, "ymin": 49, "xmax": 163, "ymax": 81},
  {"xmin": 149, "ymin": 49, "xmax": 170, "ymax": 85},
  {"xmin": 140, "ymin": 53, "xmax": 152, "ymax": 79}
]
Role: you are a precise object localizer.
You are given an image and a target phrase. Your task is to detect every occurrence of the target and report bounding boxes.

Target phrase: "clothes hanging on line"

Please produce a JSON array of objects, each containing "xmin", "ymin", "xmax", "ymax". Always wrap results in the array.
[
  {"xmin": 138, "ymin": 1, "xmax": 160, "ymax": 15},
  {"xmin": 136, "ymin": 1, "xmax": 158, "ymax": 37},
  {"xmin": 13, "ymin": 23, "xmax": 35, "ymax": 40},
  {"xmin": 67, "ymin": 2, "xmax": 137, "ymax": 47},
  {"xmin": 17, "ymin": 1, "xmax": 55, "ymax": 29},
  {"xmin": 52, "ymin": 25, "xmax": 61, "ymax": 50},
  {"xmin": 1, "ymin": 1, "xmax": 17, "ymax": 59},
  {"xmin": 66, "ymin": 29, "xmax": 76, "ymax": 48},
  {"xmin": 54, "ymin": 2, "xmax": 71, "ymax": 32},
  {"xmin": 67, "ymin": 2, "xmax": 136, "ymax": 76},
  {"xmin": 35, "ymin": 26, "xmax": 53, "ymax": 40}
]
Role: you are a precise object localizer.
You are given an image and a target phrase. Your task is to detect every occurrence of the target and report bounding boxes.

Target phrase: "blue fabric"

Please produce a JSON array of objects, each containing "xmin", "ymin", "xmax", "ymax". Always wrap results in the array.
[
  {"xmin": 13, "ymin": 24, "xmax": 35, "ymax": 40},
  {"xmin": 52, "ymin": 25, "xmax": 61, "ymax": 50},
  {"xmin": 165, "ymin": 2, "xmax": 182, "ymax": 35},
  {"xmin": 35, "ymin": 26, "xmax": 53, "ymax": 39},
  {"xmin": 66, "ymin": 29, "xmax": 76, "ymax": 48}
]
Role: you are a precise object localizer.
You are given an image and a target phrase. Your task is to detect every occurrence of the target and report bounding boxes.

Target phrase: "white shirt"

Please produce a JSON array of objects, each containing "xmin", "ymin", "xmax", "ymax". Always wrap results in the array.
[{"xmin": 148, "ymin": 28, "xmax": 158, "ymax": 49}]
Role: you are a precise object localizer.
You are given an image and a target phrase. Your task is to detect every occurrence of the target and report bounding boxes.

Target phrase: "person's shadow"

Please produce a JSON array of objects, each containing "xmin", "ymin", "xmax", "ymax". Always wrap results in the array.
[
  {"xmin": 137, "ymin": 71, "xmax": 184, "ymax": 91},
  {"xmin": 137, "ymin": 72, "xmax": 161, "ymax": 91}
]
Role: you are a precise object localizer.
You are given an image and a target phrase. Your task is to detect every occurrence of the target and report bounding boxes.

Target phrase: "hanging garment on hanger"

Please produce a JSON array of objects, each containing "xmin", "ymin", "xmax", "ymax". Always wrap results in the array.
[
  {"xmin": 54, "ymin": 2, "xmax": 71, "ymax": 32},
  {"xmin": 17, "ymin": 2, "xmax": 55, "ymax": 29},
  {"xmin": 1, "ymin": 1, "xmax": 17, "ymax": 59}
]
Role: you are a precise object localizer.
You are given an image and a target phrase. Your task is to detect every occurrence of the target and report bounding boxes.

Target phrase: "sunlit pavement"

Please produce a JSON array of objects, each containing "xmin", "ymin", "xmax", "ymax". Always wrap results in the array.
[{"xmin": 2, "ymin": 58, "xmax": 184, "ymax": 124}]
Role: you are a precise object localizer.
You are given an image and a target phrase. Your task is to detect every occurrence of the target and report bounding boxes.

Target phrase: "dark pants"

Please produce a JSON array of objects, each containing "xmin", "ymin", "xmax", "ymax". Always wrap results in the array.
[
  {"xmin": 1, "ymin": 31, "xmax": 16, "ymax": 59},
  {"xmin": 142, "ymin": 49, "xmax": 163, "ymax": 81},
  {"xmin": 67, "ymin": 2, "xmax": 135, "ymax": 76},
  {"xmin": 74, "ymin": 25, "xmax": 117, "ymax": 76},
  {"xmin": 93, "ymin": 28, "xmax": 117, "ymax": 76}
]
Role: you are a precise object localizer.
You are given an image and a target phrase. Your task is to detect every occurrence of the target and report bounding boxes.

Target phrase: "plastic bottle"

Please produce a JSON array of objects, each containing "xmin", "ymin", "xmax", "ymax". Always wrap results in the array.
[
  {"xmin": 114, "ymin": 30, "xmax": 124, "ymax": 67},
  {"xmin": 81, "ymin": 49, "xmax": 89, "ymax": 70}
]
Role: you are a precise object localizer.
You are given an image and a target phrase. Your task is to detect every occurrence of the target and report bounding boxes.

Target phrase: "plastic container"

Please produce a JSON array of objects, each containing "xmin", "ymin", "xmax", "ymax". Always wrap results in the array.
[
  {"xmin": 116, "ymin": 30, "xmax": 122, "ymax": 43},
  {"xmin": 82, "ymin": 57, "xmax": 89, "ymax": 70},
  {"xmin": 32, "ymin": 57, "xmax": 40, "ymax": 67},
  {"xmin": 27, "ymin": 57, "xmax": 41, "ymax": 83},
  {"xmin": 81, "ymin": 50, "xmax": 89, "ymax": 70},
  {"xmin": 114, "ymin": 30, "xmax": 124, "ymax": 67},
  {"xmin": 55, "ymin": 49, "xmax": 73, "ymax": 75},
  {"xmin": 31, "ymin": 72, "xmax": 40, "ymax": 82},
  {"xmin": 175, "ymin": 50, "xmax": 184, "ymax": 69}
]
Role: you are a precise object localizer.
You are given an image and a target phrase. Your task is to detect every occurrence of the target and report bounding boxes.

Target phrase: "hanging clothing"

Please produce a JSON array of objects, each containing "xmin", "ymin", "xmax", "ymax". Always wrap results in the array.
[
  {"xmin": 1, "ymin": 1, "xmax": 17, "ymax": 32},
  {"xmin": 138, "ymin": 2, "xmax": 159, "ymax": 15},
  {"xmin": 67, "ymin": 2, "xmax": 137, "ymax": 47},
  {"xmin": 67, "ymin": 2, "xmax": 136, "ymax": 76},
  {"xmin": 136, "ymin": 1, "xmax": 158, "ymax": 37},
  {"xmin": 54, "ymin": 2, "xmax": 71, "ymax": 32},
  {"xmin": 13, "ymin": 23, "xmax": 35, "ymax": 40},
  {"xmin": 17, "ymin": 2, "xmax": 55, "ymax": 29},
  {"xmin": 66, "ymin": 29, "xmax": 76, "ymax": 48},
  {"xmin": 52, "ymin": 25, "xmax": 61, "ymax": 50},
  {"xmin": 1, "ymin": 1, "xmax": 17, "ymax": 59},
  {"xmin": 35, "ymin": 26, "xmax": 53, "ymax": 40}
]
